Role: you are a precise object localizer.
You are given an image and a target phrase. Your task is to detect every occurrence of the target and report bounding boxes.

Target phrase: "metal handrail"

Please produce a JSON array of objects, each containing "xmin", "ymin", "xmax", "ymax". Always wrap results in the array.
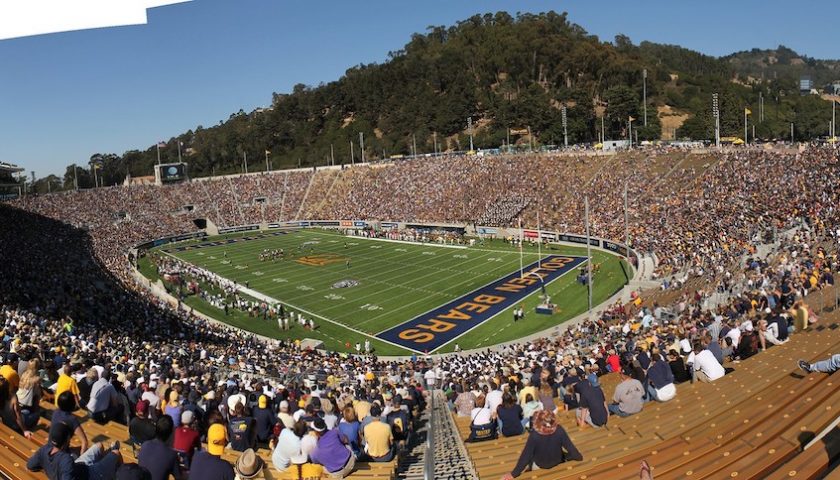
[{"xmin": 424, "ymin": 384, "xmax": 435, "ymax": 480}]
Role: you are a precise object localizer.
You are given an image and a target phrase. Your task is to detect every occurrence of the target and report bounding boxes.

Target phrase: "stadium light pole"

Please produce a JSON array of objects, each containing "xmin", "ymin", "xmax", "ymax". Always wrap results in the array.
[
  {"xmin": 433, "ymin": 131, "xmax": 438, "ymax": 157},
  {"xmin": 177, "ymin": 141, "xmax": 182, "ymax": 163},
  {"xmin": 518, "ymin": 217, "xmax": 524, "ymax": 279},
  {"xmin": 561, "ymin": 105, "xmax": 568, "ymax": 148},
  {"xmin": 330, "ymin": 144, "xmax": 335, "ymax": 166},
  {"xmin": 527, "ymin": 126, "xmax": 533, "ymax": 152},
  {"xmin": 585, "ymin": 196, "xmax": 592, "ymax": 312},
  {"xmin": 243, "ymin": 152, "xmax": 248, "ymax": 174},
  {"xmin": 713, "ymin": 93, "xmax": 720, "ymax": 148},
  {"xmin": 467, "ymin": 117, "xmax": 474, "ymax": 152},
  {"xmin": 791, "ymin": 123, "xmax": 794, "ymax": 143},
  {"xmin": 642, "ymin": 68, "xmax": 648, "ymax": 127},
  {"xmin": 350, "ymin": 140, "xmax": 355, "ymax": 166},
  {"xmin": 537, "ymin": 205, "xmax": 542, "ymax": 270},
  {"xmin": 359, "ymin": 132, "xmax": 365, "ymax": 164},
  {"xmin": 265, "ymin": 150, "xmax": 271, "ymax": 171},
  {"xmin": 412, "ymin": 134, "xmax": 418, "ymax": 158},
  {"xmin": 624, "ymin": 181, "xmax": 629, "ymax": 250}
]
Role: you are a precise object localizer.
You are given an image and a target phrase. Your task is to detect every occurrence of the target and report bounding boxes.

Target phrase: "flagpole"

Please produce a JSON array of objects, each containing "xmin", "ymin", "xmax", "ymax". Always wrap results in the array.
[
  {"xmin": 177, "ymin": 142, "xmax": 182, "ymax": 163},
  {"xmin": 585, "ymin": 196, "xmax": 592, "ymax": 312},
  {"xmin": 519, "ymin": 217, "xmax": 523, "ymax": 279}
]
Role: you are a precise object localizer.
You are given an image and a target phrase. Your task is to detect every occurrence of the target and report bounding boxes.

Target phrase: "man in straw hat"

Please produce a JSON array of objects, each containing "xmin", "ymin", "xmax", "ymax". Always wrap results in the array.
[{"xmin": 234, "ymin": 449, "xmax": 264, "ymax": 480}]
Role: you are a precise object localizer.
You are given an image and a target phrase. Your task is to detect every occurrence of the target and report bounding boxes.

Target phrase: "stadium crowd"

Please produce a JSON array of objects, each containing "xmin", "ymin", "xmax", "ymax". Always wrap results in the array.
[{"xmin": 2, "ymin": 146, "xmax": 840, "ymax": 479}]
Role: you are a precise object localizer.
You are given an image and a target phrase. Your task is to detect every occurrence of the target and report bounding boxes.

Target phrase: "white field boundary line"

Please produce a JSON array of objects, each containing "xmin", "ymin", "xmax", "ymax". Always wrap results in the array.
[
  {"xmin": 428, "ymin": 257, "xmax": 589, "ymax": 353},
  {"xmin": 374, "ymin": 254, "xmax": 586, "ymax": 338},
  {"xmin": 158, "ymin": 250, "xmax": 413, "ymax": 353},
  {"xmin": 345, "ymin": 235, "xmax": 468, "ymax": 249}
]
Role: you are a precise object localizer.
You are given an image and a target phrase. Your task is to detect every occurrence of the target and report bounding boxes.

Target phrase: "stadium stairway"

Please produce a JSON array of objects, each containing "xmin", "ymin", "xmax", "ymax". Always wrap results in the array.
[{"xmin": 430, "ymin": 390, "xmax": 475, "ymax": 480}]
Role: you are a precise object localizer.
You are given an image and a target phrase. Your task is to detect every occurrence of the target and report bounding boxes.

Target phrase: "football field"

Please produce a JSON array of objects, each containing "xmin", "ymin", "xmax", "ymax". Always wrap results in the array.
[{"xmin": 139, "ymin": 229, "xmax": 630, "ymax": 356}]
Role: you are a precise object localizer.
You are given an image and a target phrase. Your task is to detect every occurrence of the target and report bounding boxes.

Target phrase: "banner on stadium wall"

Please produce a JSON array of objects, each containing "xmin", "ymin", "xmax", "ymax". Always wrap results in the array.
[
  {"xmin": 147, "ymin": 231, "xmax": 207, "ymax": 249},
  {"xmin": 297, "ymin": 221, "xmax": 310, "ymax": 227},
  {"xmin": 218, "ymin": 224, "xmax": 260, "ymax": 234},
  {"xmin": 353, "ymin": 221, "xmax": 367, "ymax": 228},
  {"xmin": 523, "ymin": 229, "xmax": 539, "ymax": 239},
  {"xmin": 380, "ymin": 222, "xmax": 399, "ymax": 229},
  {"xmin": 406, "ymin": 224, "xmax": 466, "ymax": 234},
  {"xmin": 310, "ymin": 220, "xmax": 340, "ymax": 227},
  {"xmin": 558, "ymin": 233, "xmax": 600, "ymax": 246},
  {"xmin": 601, "ymin": 240, "xmax": 629, "ymax": 257},
  {"xmin": 540, "ymin": 231, "xmax": 558, "ymax": 241},
  {"xmin": 476, "ymin": 227, "xmax": 497, "ymax": 235},
  {"xmin": 340, "ymin": 220, "xmax": 353, "ymax": 227}
]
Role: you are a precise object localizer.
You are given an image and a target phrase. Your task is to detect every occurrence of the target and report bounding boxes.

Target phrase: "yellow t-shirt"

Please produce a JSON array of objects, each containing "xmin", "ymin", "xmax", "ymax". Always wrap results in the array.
[
  {"xmin": 363, "ymin": 420, "xmax": 393, "ymax": 458},
  {"xmin": 55, "ymin": 373, "xmax": 79, "ymax": 405},
  {"xmin": 0, "ymin": 365, "xmax": 19, "ymax": 391},
  {"xmin": 280, "ymin": 463, "xmax": 325, "ymax": 479}
]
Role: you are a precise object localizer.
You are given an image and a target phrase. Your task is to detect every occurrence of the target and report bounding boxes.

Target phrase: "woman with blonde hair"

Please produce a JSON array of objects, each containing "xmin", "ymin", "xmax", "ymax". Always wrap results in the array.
[{"xmin": 16, "ymin": 359, "xmax": 42, "ymax": 430}]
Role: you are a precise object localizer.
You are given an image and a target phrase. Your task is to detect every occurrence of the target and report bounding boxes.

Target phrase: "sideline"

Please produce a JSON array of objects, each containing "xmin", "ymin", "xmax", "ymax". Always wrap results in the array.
[{"xmin": 345, "ymin": 235, "xmax": 469, "ymax": 249}]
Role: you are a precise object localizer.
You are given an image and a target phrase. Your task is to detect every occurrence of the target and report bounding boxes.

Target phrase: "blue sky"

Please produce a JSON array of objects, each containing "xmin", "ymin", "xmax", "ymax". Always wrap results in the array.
[{"xmin": 1, "ymin": 0, "xmax": 837, "ymax": 178}]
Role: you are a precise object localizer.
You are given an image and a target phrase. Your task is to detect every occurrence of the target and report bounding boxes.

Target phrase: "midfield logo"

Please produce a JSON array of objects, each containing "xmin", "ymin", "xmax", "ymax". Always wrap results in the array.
[{"xmin": 295, "ymin": 253, "xmax": 348, "ymax": 267}]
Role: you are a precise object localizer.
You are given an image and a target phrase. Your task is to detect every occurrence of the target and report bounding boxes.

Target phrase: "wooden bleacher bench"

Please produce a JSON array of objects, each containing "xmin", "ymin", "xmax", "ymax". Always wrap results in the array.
[{"xmin": 456, "ymin": 320, "xmax": 840, "ymax": 480}]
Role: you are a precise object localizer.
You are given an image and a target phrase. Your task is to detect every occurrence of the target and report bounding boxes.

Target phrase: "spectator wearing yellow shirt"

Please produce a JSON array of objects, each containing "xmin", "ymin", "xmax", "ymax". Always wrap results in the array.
[
  {"xmin": 362, "ymin": 405, "xmax": 393, "ymax": 462},
  {"xmin": 789, "ymin": 300, "xmax": 809, "ymax": 332},
  {"xmin": 54, "ymin": 364, "xmax": 80, "ymax": 407}
]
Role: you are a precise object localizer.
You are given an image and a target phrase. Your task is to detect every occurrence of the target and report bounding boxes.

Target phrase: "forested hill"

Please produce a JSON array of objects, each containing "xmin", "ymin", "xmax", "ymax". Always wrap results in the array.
[{"xmin": 52, "ymin": 11, "xmax": 839, "ymax": 191}]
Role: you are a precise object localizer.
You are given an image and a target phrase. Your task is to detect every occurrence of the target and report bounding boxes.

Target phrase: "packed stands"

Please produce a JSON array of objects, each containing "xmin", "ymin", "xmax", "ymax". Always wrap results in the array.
[{"xmin": 2, "ymin": 146, "xmax": 840, "ymax": 478}]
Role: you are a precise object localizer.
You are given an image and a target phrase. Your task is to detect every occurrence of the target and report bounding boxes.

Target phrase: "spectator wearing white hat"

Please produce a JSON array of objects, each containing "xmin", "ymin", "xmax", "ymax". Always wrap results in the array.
[{"xmin": 174, "ymin": 410, "xmax": 201, "ymax": 469}]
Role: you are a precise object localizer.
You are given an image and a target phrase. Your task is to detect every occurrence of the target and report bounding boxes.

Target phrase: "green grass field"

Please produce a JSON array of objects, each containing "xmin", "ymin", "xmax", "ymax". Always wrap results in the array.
[{"xmin": 138, "ymin": 229, "xmax": 629, "ymax": 356}]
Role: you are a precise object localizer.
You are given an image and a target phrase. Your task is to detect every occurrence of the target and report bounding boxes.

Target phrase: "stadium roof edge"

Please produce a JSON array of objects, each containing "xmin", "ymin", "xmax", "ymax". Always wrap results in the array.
[{"xmin": 0, "ymin": 162, "xmax": 24, "ymax": 174}]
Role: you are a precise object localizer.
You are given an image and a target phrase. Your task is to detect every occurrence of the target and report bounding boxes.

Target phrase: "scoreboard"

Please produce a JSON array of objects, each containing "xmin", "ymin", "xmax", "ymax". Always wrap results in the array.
[{"xmin": 156, "ymin": 163, "xmax": 188, "ymax": 184}]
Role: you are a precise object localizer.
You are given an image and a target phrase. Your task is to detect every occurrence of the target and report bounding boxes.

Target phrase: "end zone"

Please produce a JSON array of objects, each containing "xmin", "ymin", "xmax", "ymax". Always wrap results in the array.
[{"xmin": 376, "ymin": 255, "xmax": 587, "ymax": 353}]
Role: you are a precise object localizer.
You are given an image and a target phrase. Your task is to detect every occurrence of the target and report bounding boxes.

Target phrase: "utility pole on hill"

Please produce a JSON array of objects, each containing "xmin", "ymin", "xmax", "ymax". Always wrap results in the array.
[{"xmin": 643, "ymin": 68, "xmax": 648, "ymax": 127}]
